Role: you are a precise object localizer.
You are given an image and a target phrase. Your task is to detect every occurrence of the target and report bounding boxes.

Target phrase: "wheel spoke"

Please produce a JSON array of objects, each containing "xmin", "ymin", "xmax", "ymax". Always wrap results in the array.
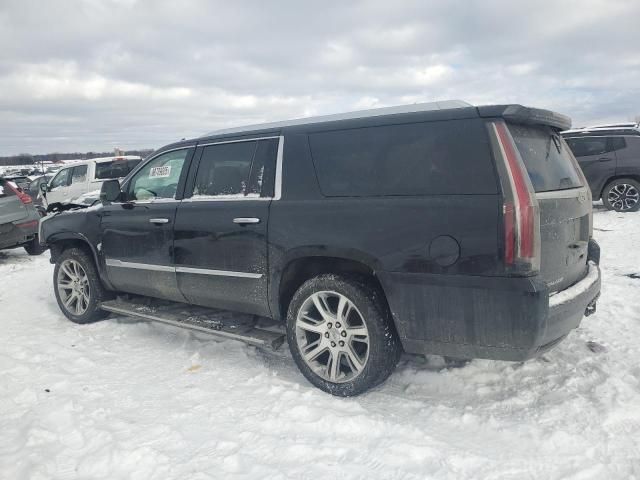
[
  {"xmin": 328, "ymin": 351, "xmax": 341, "ymax": 381},
  {"xmin": 345, "ymin": 344, "xmax": 365, "ymax": 373},
  {"xmin": 58, "ymin": 280, "xmax": 74, "ymax": 290},
  {"xmin": 337, "ymin": 296, "xmax": 351, "ymax": 323},
  {"xmin": 63, "ymin": 292, "xmax": 75, "ymax": 308},
  {"xmin": 61, "ymin": 262, "xmax": 76, "ymax": 280},
  {"xmin": 312, "ymin": 293, "xmax": 333, "ymax": 321},
  {"xmin": 298, "ymin": 316, "xmax": 326, "ymax": 334},
  {"xmin": 346, "ymin": 326, "xmax": 368, "ymax": 338},
  {"xmin": 302, "ymin": 339, "xmax": 327, "ymax": 362}
]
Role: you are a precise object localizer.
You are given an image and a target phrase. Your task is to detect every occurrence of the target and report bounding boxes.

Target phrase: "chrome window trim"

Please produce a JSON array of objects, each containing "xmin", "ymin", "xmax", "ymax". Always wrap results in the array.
[
  {"xmin": 113, "ymin": 135, "xmax": 284, "ymax": 205},
  {"xmin": 197, "ymin": 135, "xmax": 280, "ymax": 148},
  {"xmin": 105, "ymin": 258, "xmax": 262, "ymax": 278}
]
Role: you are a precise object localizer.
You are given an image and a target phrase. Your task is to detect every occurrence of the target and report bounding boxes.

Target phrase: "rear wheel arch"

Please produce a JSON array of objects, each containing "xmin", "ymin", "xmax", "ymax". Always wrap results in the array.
[
  {"xmin": 599, "ymin": 174, "xmax": 640, "ymax": 198},
  {"xmin": 277, "ymin": 255, "xmax": 391, "ymax": 323}
]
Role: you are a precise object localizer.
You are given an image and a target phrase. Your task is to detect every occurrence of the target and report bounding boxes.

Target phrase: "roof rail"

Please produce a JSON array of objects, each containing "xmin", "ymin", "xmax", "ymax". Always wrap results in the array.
[{"xmin": 204, "ymin": 100, "xmax": 472, "ymax": 137}]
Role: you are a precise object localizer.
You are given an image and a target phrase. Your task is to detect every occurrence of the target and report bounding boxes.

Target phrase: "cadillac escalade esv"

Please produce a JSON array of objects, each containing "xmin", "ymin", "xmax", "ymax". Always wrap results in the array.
[{"xmin": 40, "ymin": 101, "xmax": 601, "ymax": 396}]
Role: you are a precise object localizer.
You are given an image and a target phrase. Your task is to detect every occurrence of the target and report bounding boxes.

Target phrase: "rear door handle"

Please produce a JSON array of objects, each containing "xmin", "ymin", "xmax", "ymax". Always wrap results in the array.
[
  {"xmin": 149, "ymin": 218, "xmax": 170, "ymax": 224},
  {"xmin": 598, "ymin": 157, "xmax": 613, "ymax": 162},
  {"xmin": 233, "ymin": 217, "xmax": 260, "ymax": 224}
]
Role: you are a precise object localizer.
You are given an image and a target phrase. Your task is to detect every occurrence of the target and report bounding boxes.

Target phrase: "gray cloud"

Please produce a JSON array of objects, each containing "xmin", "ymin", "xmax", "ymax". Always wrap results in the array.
[{"xmin": 1, "ymin": 0, "xmax": 639, "ymax": 155}]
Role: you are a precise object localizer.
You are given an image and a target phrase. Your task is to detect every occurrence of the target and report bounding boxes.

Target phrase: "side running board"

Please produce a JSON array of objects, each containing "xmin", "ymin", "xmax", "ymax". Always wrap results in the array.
[{"xmin": 100, "ymin": 296, "xmax": 285, "ymax": 350}]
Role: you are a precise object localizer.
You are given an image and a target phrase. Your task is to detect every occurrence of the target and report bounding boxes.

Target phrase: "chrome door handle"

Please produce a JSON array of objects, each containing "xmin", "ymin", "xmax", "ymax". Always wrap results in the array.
[
  {"xmin": 149, "ymin": 218, "xmax": 170, "ymax": 224},
  {"xmin": 233, "ymin": 217, "xmax": 260, "ymax": 224}
]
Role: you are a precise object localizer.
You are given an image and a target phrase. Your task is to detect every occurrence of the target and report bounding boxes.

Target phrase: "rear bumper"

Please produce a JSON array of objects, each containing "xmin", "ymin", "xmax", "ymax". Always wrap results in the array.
[
  {"xmin": 0, "ymin": 216, "xmax": 39, "ymax": 250},
  {"xmin": 379, "ymin": 261, "xmax": 601, "ymax": 361}
]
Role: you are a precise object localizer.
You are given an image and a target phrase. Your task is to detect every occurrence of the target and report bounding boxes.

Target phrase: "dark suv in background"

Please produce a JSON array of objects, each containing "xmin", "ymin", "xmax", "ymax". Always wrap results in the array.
[
  {"xmin": 562, "ymin": 123, "xmax": 640, "ymax": 212},
  {"xmin": 40, "ymin": 101, "xmax": 601, "ymax": 396}
]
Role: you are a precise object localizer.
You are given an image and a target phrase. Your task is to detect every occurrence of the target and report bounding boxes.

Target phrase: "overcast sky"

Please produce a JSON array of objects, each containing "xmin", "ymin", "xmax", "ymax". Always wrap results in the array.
[{"xmin": 1, "ymin": 0, "xmax": 639, "ymax": 155}]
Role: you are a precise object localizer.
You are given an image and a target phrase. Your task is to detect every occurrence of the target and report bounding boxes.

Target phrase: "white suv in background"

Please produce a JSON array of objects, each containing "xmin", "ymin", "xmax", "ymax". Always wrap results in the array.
[{"xmin": 44, "ymin": 156, "xmax": 142, "ymax": 205}]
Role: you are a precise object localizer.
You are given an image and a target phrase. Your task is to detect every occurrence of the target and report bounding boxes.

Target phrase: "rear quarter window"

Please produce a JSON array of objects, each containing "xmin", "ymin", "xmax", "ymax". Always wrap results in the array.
[
  {"xmin": 509, "ymin": 124, "xmax": 583, "ymax": 192},
  {"xmin": 308, "ymin": 119, "xmax": 497, "ymax": 196}
]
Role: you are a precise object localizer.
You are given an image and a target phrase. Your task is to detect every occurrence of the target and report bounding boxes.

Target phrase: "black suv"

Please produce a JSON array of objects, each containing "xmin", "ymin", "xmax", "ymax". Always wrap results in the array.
[
  {"xmin": 40, "ymin": 101, "xmax": 601, "ymax": 396},
  {"xmin": 562, "ymin": 124, "xmax": 640, "ymax": 212}
]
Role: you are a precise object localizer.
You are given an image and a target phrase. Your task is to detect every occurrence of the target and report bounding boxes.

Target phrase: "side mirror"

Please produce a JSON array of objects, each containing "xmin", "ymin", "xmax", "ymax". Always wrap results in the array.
[
  {"xmin": 100, "ymin": 179, "xmax": 122, "ymax": 203},
  {"xmin": 39, "ymin": 182, "xmax": 48, "ymax": 195}
]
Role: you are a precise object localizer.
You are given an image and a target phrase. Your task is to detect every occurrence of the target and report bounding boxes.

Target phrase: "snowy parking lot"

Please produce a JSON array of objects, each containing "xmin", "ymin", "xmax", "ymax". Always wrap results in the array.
[{"xmin": 1, "ymin": 208, "xmax": 639, "ymax": 479}]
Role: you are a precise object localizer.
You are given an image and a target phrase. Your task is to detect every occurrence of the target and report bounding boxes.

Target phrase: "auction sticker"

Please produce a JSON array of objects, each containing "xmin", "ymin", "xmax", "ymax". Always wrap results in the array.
[{"xmin": 149, "ymin": 166, "xmax": 171, "ymax": 178}]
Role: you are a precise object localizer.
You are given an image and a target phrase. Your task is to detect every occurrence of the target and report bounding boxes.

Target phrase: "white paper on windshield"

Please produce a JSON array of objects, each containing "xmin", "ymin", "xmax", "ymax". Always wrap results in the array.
[{"xmin": 149, "ymin": 166, "xmax": 171, "ymax": 178}]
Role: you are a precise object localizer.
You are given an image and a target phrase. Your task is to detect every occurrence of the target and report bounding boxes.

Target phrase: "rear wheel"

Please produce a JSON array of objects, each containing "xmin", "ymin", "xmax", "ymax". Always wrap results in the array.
[
  {"xmin": 53, "ymin": 247, "xmax": 110, "ymax": 324},
  {"xmin": 602, "ymin": 178, "xmax": 640, "ymax": 212},
  {"xmin": 286, "ymin": 275, "xmax": 401, "ymax": 396}
]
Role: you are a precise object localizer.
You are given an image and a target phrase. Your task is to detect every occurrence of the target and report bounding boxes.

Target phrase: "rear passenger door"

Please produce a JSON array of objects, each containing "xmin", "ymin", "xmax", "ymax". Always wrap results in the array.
[
  {"xmin": 565, "ymin": 136, "xmax": 616, "ymax": 197},
  {"xmin": 173, "ymin": 136, "xmax": 280, "ymax": 317}
]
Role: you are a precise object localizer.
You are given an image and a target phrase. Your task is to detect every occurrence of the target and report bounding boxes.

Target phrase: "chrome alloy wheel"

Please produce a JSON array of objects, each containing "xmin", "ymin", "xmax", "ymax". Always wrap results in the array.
[
  {"xmin": 57, "ymin": 259, "xmax": 91, "ymax": 316},
  {"xmin": 295, "ymin": 291, "xmax": 370, "ymax": 383},
  {"xmin": 608, "ymin": 183, "xmax": 639, "ymax": 211}
]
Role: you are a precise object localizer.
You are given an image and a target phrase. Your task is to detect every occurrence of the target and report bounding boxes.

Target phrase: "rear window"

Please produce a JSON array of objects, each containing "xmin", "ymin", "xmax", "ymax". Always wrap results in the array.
[
  {"xmin": 95, "ymin": 159, "xmax": 141, "ymax": 180},
  {"xmin": 508, "ymin": 124, "xmax": 583, "ymax": 192},
  {"xmin": 309, "ymin": 119, "xmax": 497, "ymax": 197}
]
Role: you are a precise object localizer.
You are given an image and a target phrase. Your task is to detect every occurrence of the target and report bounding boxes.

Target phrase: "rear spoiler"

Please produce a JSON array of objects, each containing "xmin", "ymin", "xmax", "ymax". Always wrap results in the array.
[{"xmin": 477, "ymin": 105, "xmax": 571, "ymax": 131}]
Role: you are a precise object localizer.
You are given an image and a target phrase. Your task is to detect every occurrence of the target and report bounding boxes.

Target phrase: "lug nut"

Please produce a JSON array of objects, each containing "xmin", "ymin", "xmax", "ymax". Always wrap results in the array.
[
  {"xmin": 324, "ymin": 332, "xmax": 330, "ymax": 338},
  {"xmin": 339, "ymin": 340, "xmax": 345, "ymax": 347},
  {"xmin": 331, "ymin": 341, "xmax": 337, "ymax": 347},
  {"xmin": 327, "ymin": 323, "xmax": 332, "ymax": 329},
  {"xmin": 341, "ymin": 331, "xmax": 347, "ymax": 337},
  {"xmin": 335, "ymin": 322, "xmax": 341, "ymax": 328}
]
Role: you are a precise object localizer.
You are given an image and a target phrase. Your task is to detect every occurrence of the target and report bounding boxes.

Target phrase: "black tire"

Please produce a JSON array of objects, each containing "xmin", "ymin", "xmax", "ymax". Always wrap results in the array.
[
  {"xmin": 602, "ymin": 178, "xmax": 640, "ymax": 212},
  {"xmin": 286, "ymin": 274, "xmax": 401, "ymax": 396},
  {"xmin": 24, "ymin": 236, "xmax": 46, "ymax": 256},
  {"xmin": 53, "ymin": 247, "xmax": 111, "ymax": 324}
]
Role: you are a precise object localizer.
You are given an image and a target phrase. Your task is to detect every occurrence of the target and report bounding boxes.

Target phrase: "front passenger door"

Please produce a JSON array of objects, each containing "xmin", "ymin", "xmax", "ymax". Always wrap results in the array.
[{"xmin": 100, "ymin": 147, "xmax": 194, "ymax": 302}]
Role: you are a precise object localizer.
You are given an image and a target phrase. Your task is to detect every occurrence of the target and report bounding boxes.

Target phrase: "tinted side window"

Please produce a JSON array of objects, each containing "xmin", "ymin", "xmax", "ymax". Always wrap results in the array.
[
  {"xmin": 610, "ymin": 137, "xmax": 626, "ymax": 151},
  {"xmin": 193, "ymin": 141, "xmax": 256, "ymax": 197},
  {"xmin": 308, "ymin": 119, "xmax": 497, "ymax": 196},
  {"xmin": 72, "ymin": 165, "xmax": 88, "ymax": 184},
  {"xmin": 565, "ymin": 137, "xmax": 608, "ymax": 157},
  {"xmin": 127, "ymin": 150, "xmax": 189, "ymax": 201},
  {"xmin": 248, "ymin": 138, "xmax": 278, "ymax": 197},
  {"xmin": 95, "ymin": 160, "xmax": 136, "ymax": 180}
]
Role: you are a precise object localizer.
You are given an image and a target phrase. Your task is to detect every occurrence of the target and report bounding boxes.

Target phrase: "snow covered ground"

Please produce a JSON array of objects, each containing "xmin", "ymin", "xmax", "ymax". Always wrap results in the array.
[{"xmin": 1, "ymin": 208, "xmax": 640, "ymax": 479}]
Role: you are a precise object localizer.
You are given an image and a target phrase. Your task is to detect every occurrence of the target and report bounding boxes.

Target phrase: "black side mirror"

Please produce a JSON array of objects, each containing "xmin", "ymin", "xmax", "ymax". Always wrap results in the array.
[{"xmin": 100, "ymin": 179, "xmax": 122, "ymax": 203}]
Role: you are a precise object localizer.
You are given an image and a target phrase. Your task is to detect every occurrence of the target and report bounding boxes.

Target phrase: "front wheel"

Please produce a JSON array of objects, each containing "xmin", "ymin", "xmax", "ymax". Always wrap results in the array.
[
  {"xmin": 286, "ymin": 275, "xmax": 401, "ymax": 396},
  {"xmin": 602, "ymin": 178, "xmax": 640, "ymax": 212},
  {"xmin": 53, "ymin": 247, "xmax": 110, "ymax": 324}
]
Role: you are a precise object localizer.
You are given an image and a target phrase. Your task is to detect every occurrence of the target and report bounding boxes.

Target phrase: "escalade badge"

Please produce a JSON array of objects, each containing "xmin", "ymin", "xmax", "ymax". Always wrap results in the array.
[{"xmin": 578, "ymin": 191, "xmax": 587, "ymax": 203}]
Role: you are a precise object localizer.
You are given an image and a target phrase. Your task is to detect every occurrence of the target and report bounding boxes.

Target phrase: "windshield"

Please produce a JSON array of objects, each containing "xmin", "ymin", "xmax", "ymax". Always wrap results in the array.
[{"xmin": 508, "ymin": 124, "xmax": 583, "ymax": 192}]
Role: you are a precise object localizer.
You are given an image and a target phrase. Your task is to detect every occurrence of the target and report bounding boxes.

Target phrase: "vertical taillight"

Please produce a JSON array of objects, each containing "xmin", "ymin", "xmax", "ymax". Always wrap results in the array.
[
  {"xmin": 488, "ymin": 121, "xmax": 540, "ymax": 274},
  {"xmin": 6, "ymin": 181, "xmax": 33, "ymax": 205}
]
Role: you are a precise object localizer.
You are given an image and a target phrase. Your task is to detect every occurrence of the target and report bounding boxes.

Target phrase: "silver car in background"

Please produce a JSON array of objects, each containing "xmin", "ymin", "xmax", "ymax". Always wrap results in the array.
[{"xmin": 0, "ymin": 177, "xmax": 46, "ymax": 255}]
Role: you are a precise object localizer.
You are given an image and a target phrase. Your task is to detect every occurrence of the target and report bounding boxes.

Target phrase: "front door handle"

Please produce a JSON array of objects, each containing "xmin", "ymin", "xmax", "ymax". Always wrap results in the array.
[
  {"xmin": 598, "ymin": 157, "xmax": 613, "ymax": 162},
  {"xmin": 149, "ymin": 218, "xmax": 170, "ymax": 224},
  {"xmin": 233, "ymin": 217, "xmax": 260, "ymax": 225}
]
